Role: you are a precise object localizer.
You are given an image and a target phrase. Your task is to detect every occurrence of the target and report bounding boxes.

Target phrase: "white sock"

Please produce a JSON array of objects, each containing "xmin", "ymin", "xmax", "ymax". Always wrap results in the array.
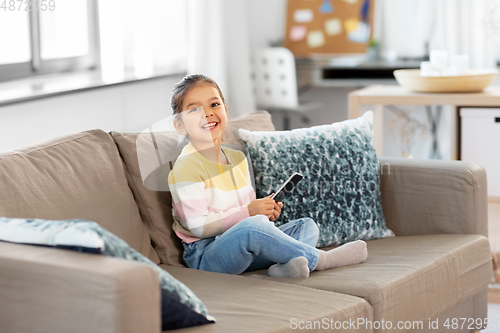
[
  {"xmin": 314, "ymin": 240, "xmax": 367, "ymax": 271},
  {"xmin": 268, "ymin": 256, "xmax": 310, "ymax": 278}
]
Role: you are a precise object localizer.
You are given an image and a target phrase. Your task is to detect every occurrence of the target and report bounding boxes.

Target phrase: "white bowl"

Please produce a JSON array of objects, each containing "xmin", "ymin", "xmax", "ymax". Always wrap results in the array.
[{"xmin": 393, "ymin": 69, "xmax": 499, "ymax": 93}]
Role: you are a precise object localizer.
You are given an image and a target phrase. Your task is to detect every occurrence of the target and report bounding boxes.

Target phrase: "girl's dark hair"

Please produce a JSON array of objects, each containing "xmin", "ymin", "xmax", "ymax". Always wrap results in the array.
[
  {"xmin": 171, "ymin": 74, "xmax": 228, "ymax": 147},
  {"xmin": 171, "ymin": 74, "xmax": 227, "ymax": 115}
]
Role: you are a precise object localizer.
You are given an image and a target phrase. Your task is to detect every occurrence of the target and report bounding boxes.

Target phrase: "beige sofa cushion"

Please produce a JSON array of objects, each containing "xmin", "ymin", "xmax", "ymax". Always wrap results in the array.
[
  {"xmin": 111, "ymin": 110, "xmax": 276, "ymax": 266},
  {"xmin": 0, "ymin": 129, "xmax": 159, "ymax": 263},
  {"xmin": 378, "ymin": 157, "xmax": 488, "ymax": 237},
  {"xmin": 111, "ymin": 130, "xmax": 184, "ymax": 266},
  {"xmin": 221, "ymin": 110, "xmax": 276, "ymax": 153},
  {"xmin": 162, "ymin": 265, "xmax": 374, "ymax": 333},
  {"xmin": 242, "ymin": 234, "xmax": 492, "ymax": 333}
]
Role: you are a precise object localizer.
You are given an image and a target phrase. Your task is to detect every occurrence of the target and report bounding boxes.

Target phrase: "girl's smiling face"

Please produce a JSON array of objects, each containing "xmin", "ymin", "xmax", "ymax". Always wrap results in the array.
[{"xmin": 174, "ymin": 83, "xmax": 228, "ymax": 148}]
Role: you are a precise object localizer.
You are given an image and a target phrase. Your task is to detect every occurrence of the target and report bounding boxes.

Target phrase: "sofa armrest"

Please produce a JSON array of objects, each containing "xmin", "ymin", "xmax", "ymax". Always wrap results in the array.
[
  {"xmin": 0, "ymin": 241, "xmax": 161, "ymax": 333},
  {"xmin": 378, "ymin": 157, "xmax": 488, "ymax": 237}
]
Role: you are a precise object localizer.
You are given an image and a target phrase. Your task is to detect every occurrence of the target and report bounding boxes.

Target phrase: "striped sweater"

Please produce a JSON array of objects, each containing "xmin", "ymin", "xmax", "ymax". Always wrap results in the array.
[{"xmin": 168, "ymin": 141, "xmax": 256, "ymax": 243}]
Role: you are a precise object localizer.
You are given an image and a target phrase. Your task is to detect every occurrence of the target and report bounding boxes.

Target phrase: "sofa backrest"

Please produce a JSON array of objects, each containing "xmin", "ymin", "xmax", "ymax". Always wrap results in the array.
[
  {"xmin": 0, "ymin": 129, "xmax": 160, "ymax": 263},
  {"xmin": 111, "ymin": 130, "xmax": 185, "ymax": 266},
  {"xmin": 111, "ymin": 110, "xmax": 276, "ymax": 266}
]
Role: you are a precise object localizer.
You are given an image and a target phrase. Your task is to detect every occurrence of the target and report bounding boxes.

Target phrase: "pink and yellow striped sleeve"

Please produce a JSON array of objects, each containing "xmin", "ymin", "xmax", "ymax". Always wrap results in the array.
[{"xmin": 168, "ymin": 156, "xmax": 254, "ymax": 239}]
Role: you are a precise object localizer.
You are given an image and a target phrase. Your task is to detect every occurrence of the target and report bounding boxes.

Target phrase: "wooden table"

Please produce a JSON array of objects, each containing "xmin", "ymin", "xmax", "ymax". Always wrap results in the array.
[{"xmin": 348, "ymin": 85, "xmax": 500, "ymax": 159}]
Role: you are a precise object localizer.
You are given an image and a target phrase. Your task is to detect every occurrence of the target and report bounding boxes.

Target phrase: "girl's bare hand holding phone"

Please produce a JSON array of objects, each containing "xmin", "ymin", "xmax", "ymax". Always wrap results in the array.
[
  {"xmin": 269, "ymin": 200, "xmax": 283, "ymax": 222},
  {"xmin": 247, "ymin": 193, "xmax": 274, "ymax": 217},
  {"xmin": 247, "ymin": 193, "xmax": 283, "ymax": 221}
]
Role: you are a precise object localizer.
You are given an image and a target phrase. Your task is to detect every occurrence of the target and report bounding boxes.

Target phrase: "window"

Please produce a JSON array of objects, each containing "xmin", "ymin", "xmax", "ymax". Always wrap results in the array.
[
  {"xmin": 40, "ymin": 1, "xmax": 89, "ymax": 59},
  {"xmin": 98, "ymin": 0, "xmax": 187, "ymax": 79},
  {"xmin": 0, "ymin": 10, "xmax": 31, "ymax": 65},
  {"xmin": 0, "ymin": 0, "xmax": 99, "ymax": 82},
  {"xmin": 0, "ymin": 8, "xmax": 32, "ymax": 80},
  {"xmin": 0, "ymin": 0, "xmax": 187, "ymax": 84}
]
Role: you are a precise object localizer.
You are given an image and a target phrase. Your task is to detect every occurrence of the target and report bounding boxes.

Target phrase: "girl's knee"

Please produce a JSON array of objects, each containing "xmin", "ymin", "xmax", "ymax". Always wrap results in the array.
[
  {"xmin": 302, "ymin": 218, "xmax": 320, "ymax": 246},
  {"xmin": 304, "ymin": 217, "xmax": 319, "ymax": 232},
  {"xmin": 236, "ymin": 215, "xmax": 274, "ymax": 232}
]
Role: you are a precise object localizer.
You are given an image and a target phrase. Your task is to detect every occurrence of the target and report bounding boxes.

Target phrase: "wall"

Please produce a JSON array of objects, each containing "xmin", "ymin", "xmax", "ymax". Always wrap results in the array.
[
  {"xmin": 246, "ymin": 0, "xmax": 355, "ymax": 132},
  {"xmin": 247, "ymin": 0, "xmax": 287, "ymax": 49},
  {"xmin": 0, "ymin": 75, "xmax": 183, "ymax": 153}
]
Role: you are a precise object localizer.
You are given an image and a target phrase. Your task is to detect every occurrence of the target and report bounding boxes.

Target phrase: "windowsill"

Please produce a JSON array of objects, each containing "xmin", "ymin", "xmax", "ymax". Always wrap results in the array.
[{"xmin": 0, "ymin": 67, "xmax": 186, "ymax": 107}]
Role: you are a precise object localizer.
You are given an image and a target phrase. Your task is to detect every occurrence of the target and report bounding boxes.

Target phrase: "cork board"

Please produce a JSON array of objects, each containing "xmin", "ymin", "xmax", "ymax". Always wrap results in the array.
[{"xmin": 283, "ymin": 0, "xmax": 375, "ymax": 56}]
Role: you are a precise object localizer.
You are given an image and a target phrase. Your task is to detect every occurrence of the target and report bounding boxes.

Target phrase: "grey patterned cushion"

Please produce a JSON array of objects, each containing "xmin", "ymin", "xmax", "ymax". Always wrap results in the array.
[
  {"xmin": 237, "ymin": 111, "xmax": 394, "ymax": 247},
  {"xmin": 0, "ymin": 217, "xmax": 215, "ymax": 328}
]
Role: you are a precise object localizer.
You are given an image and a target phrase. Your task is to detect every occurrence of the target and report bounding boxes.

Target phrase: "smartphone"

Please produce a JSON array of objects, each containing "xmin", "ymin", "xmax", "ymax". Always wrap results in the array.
[{"xmin": 271, "ymin": 172, "xmax": 303, "ymax": 202}]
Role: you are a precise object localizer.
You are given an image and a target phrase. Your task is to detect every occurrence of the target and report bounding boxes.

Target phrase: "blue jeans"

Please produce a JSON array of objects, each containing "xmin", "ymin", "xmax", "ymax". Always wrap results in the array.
[{"xmin": 182, "ymin": 215, "xmax": 320, "ymax": 275}]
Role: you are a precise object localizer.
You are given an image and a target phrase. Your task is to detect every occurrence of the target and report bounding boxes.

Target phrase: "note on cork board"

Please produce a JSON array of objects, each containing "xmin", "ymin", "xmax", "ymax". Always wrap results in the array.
[{"xmin": 284, "ymin": 0, "xmax": 375, "ymax": 56}]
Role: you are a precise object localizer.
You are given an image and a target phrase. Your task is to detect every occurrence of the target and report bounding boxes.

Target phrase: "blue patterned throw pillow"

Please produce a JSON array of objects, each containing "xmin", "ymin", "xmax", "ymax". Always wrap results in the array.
[
  {"xmin": 0, "ymin": 217, "xmax": 215, "ymax": 330},
  {"xmin": 237, "ymin": 111, "xmax": 394, "ymax": 247}
]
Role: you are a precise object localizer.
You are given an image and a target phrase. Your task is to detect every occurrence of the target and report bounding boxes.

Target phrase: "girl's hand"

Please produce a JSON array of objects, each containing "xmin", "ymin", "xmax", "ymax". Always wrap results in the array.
[
  {"xmin": 269, "ymin": 201, "xmax": 284, "ymax": 222},
  {"xmin": 247, "ymin": 194, "xmax": 276, "ymax": 218}
]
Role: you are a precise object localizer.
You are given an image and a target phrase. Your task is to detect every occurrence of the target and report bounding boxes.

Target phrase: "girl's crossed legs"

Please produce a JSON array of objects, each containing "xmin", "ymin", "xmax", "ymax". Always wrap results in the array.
[
  {"xmin": 182, "ymin": 215, "xmax": 368, "ymax": 277},
  {"xmin": 182, "ymin": 215, "xmax": 320, "ymax": 275}
]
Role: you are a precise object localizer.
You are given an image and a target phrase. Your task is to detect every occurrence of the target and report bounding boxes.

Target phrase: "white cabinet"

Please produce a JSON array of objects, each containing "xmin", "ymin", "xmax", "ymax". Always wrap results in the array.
[{"xmin": 460, "ymin": 108, "xmax": 500, "ymax": 198}]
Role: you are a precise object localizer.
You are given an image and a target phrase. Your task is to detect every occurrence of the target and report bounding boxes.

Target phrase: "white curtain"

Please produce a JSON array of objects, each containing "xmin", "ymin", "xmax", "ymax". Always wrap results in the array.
[
  {"xmin": 99, "ymin": 0, "xmax": 187, "ymax": 80},
  {"xmin": 431, "ymin": 0, "xmax": 496, "ymax": 68},
  {"xmin": 380, "ymin": 0, "xmax": 497, "ymax": 68},
  {"xmin": 186, "ymin": 0, "xmax": 256, "ymax": 118}
]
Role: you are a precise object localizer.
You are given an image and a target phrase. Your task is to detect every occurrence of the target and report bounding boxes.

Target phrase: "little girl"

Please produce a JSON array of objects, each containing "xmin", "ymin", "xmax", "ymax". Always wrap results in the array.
[{"xmin": 168, "ymin": 74, "xmax": 367, "ymax": 278}]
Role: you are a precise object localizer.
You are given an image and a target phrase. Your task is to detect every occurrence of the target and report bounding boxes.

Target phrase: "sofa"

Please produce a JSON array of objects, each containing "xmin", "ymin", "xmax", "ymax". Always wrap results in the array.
[{"xmin": 0, "ymin": 110, "xmax": 492, "ymax": 333}]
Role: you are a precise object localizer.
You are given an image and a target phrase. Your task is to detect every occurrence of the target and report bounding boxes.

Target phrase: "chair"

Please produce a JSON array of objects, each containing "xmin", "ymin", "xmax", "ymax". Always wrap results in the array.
[{"xmin": 251, "ymin": 47, "xmax": 320, "ymax": 130}]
